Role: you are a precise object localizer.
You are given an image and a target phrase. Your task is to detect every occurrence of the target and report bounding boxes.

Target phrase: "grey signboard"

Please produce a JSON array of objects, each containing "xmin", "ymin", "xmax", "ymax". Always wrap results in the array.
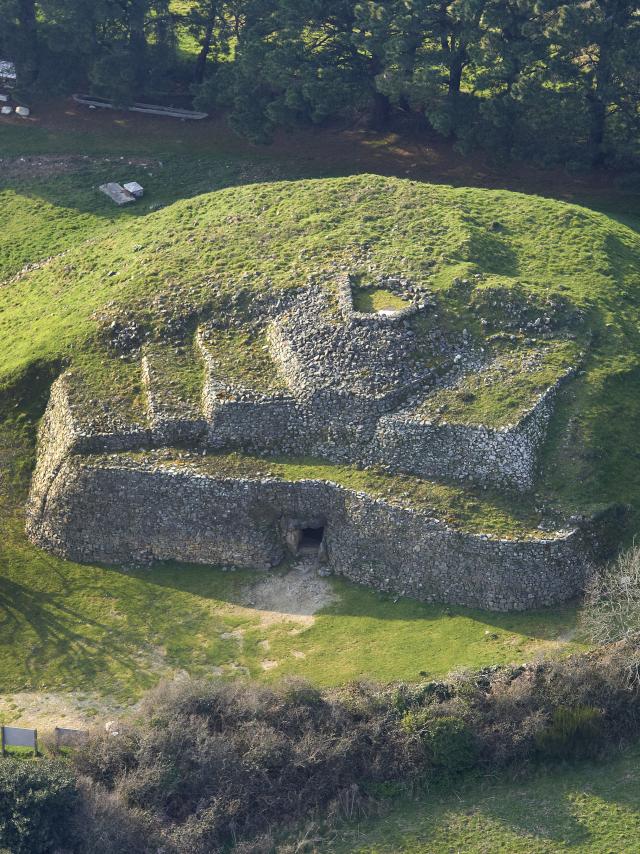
[{"xmin": 1, "ymin": 725, "xmax": 37, "ymax": 754}]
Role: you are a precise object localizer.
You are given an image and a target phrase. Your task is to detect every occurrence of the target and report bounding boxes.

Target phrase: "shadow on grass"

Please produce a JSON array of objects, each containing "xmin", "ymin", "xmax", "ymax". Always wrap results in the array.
[
  {"xmin": 116, "ymin": 557, "xmax": 579, "ymax": 643},
  {"xmin": 339, "ymin": 743, "xmax": 640, "ymax": 852},
  {"xmin": 0, "ymin": 573, "xmax": 146, "ymax": 690},
  {"xmin": 3, "ymin": 103, "xmax": 639, "ymax": 228}
]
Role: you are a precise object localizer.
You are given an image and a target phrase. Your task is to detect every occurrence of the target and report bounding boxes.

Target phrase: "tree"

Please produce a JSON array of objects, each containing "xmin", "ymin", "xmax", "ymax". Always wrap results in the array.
[
  {"xmin": 581, "ymin": 543, "xmax": 640, "ymax": 645},
  {"xmin": 184, "ymin": 0, "xmax": 235, "ymax": 84},
  {"xmin": 211, "ymin": 0, "xmax": 387, "ymax": 141},
  {"xmin": 0, "ymin": 0, "xmax": 39, "ymax": 84},
  {"xmin": 545, "ymin": 0, "xmax": 640, "ymax": 166}
]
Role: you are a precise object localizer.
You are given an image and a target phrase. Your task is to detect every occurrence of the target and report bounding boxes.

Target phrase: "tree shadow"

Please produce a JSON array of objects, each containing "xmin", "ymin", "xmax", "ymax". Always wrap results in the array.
[
  {"xmin": 0, "ymin": 568, "xmax": 157, "ymax": 690},
  {"xmin": 461, "ymin": 220, "xmax": 520, "ymax": 277},
  {"xmin": 350, "ymin": 745, "xmax": 640, "ymax": 850},
  {"xmin": 465, "ymin": 746, "xmax": 640, "ymax": 847}
]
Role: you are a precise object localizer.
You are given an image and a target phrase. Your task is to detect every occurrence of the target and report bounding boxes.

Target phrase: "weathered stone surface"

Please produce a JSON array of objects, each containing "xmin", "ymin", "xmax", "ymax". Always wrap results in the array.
[
  {"xmin": 26, "ymin": 274, "xmax": 606, "ymax": 611},
  {"xmin": 27, "ymin": 452, "xmax": 597, "ymax": 611}
]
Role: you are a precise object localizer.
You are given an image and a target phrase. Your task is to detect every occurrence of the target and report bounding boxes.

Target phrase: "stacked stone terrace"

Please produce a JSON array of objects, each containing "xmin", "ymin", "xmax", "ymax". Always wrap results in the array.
[{"xmin": 27, "ymin": 273, "xmax": 604, "ymax": 610}]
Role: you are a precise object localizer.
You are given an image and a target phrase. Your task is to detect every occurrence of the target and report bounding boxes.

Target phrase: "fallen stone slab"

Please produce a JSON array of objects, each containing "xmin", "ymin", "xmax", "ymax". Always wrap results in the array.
[
  {"xmin": 123, "ymin": 181, "xmax": 144, "ymax": 198},
  {"xmin": 99, "ymin": 182, "xmax": 136, "ymax": 206}
]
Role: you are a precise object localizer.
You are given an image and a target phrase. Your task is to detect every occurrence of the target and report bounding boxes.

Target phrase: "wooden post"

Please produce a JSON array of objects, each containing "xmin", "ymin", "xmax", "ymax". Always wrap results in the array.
[
  {"xmin": 33, "ymin": 729, "xmax": 38, "ymax": 757},
  {"xmin": 1, "ymin": 726, "xmax": 5, "ymax": 757}
]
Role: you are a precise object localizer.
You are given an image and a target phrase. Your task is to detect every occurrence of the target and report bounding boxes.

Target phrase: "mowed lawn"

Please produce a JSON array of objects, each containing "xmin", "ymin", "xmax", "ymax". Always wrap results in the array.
[{"xmin": 329, "ymin": 742, "xmax": 640, "ymax": 853}]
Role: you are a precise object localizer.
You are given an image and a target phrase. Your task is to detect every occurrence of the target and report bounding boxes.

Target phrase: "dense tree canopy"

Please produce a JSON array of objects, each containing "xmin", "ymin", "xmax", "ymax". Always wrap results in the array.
[{"xmin": 2, "ymin": 0, "xmax": 639, "ymax": 167}]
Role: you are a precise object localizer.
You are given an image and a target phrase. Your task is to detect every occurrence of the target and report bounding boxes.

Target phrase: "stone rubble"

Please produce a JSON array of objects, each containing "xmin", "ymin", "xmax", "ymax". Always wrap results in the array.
[{"xmin": 26, "ymin": 273, "xmax": 609, "ymax": 611}]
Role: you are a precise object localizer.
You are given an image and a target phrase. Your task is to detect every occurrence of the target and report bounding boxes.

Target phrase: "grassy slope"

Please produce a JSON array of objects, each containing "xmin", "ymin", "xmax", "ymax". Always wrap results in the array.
[
  {"xmin": 330, "ymin": 742, "xmax": 640, "ymax": 853},
  {"xmin": 4, "ymin": 176, "xmax": 637, "ymax": 371},
  {"xmin": 2, "ymin": 172, "xmax": 639, "ymax": 528},
  {"xmin": 0, "ymin": 117, "xmax": 637, "ymax": 710},
  {"xmin": 0, "ymin": 535, "xmax": 581, "ymax": 705}
]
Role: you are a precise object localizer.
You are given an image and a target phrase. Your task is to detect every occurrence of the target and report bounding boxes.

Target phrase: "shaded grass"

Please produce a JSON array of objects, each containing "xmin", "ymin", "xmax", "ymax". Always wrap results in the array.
[
  {"xmin": 329, "ymin": 741, "xmax": 640, "ymax": 853},
  {"xmin": 0, "ymin": 503, "xmax": 582, "ymax": 702}
]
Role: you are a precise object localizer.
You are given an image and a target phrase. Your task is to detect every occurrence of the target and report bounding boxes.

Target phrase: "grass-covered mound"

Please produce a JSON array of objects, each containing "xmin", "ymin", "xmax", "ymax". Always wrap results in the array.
[{"xmin": 2, "ymin": 174, "xmax": 640, "ymax": 526}]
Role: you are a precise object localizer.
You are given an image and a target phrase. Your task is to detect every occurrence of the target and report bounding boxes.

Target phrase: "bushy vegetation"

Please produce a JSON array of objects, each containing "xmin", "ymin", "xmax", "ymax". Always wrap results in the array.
[
  {"xmin": 3, "ymin": 1, "xmax": 639, "ymax": 170},
  {"xmin": 12, "ymin": 640, "xmax": 638, "ymax": 852},
  {"xmin": 535, "ymin": 705, "xmax": 604, "ymax": 762},
  {"xmin": 582, "ymin": 543, "xmax": 640, "ymax": 646},
  {"xmin": 401, "ymin": 712, "xmax": 477, "ymax": 773},
  {"xmin": 0, "ymin": 759, "xmax": 78, "ymax": 854}
]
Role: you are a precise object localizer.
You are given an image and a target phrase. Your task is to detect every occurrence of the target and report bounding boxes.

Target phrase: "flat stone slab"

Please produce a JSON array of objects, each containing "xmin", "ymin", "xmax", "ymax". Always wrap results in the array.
[{"xmin": 99, "ymin": 182, "xmax": 136, "ymax": 206}]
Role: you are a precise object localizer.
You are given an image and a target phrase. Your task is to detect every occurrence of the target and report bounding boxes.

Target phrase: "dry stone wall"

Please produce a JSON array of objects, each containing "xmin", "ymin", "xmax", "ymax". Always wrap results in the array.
[
  {"xmin": 26, "ymin": 453, "xmax": 598, "ymax": 611},
  {"xmin": 26, "ymin": 276, "xmax": 601, "ymax": 612},
  {"xmin": 372, "ymin": 371, "xmax": 575, "ymax": 491}
]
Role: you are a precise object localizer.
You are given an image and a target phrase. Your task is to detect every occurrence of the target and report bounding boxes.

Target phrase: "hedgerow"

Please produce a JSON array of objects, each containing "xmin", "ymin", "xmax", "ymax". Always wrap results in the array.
[{"xmin": 64, "ymin": 640, "xmax": 640, "ymax": 853}]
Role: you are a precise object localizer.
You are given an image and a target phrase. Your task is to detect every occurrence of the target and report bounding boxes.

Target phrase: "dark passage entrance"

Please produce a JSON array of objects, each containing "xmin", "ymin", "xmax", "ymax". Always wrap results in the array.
[{"xmin": 299, "ymin": 526, "xmax": 325, "ymax": 553}]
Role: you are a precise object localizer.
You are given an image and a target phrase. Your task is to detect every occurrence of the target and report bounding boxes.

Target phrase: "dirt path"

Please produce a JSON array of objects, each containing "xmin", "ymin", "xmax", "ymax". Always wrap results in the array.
[
  {"xmin": 239, "ymin": 558, "xmax": 339, "ymax": 628},
  {"xmin": 0, "ymin": 153, "xmax": 160, "ymax": 181},
  {"xmin": 0, "ymin": 690, "xmax": 132, "ymax": 735}
]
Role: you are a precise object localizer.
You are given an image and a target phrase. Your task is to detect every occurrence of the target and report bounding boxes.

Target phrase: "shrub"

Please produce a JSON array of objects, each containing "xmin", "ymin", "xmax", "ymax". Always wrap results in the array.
[
  {"xmin": 535, "ymin": 705, "xmax": 604, "ymax": 761},
  {"xmin": 391, "ymin": 681, "xmax": 451, "ymax": 714},
  {"xmin": 402, "ymin": 712, "xmax": 476, "ymax": 772},
  {"xmin": 581, "ymin": 544, "xmax": 640, "ymax": 645},
  {"xmin": 0, "ymin": 759, "xmax": 78, "ymax": 854},
  {"xmin": 72, "ymin": 778, "xmax": 164, "ymax": 854},
  {"xmin": 68, "ymin": 647, "xmax": 640, "ymax": 851}
]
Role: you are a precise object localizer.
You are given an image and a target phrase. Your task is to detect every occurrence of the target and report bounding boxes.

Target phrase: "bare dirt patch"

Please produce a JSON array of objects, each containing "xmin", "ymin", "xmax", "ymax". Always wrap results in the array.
[
  {"xmin": 239, "ymin": 560, "xmax": 339, "ymax": 628},
  {"xmin": 0, "ymin": 154, "xmax": 160, "ymax": 182},
  {"xmin": 0, "ymin": 690, "xmax": 131, "ymax": 734}
]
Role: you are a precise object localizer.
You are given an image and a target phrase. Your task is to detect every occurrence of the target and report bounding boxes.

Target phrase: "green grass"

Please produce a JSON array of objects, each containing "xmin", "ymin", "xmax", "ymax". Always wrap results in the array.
[
  {"xmin": 329, "ymin": 741, "xmax": 640, "ymax": 852},
  {"xmin": 4, "ymin": 175, "xmax": 634, "ymax": 387},
  {"xmin": 144, "ymin": 341, "xmax": 204, "ymax": 418},
  {"xmin": 200, "ymin": 328, "xmax": 288, "ymax": 393},
  {"xmin": 65, "ymin": 351, "xmax": 148, "ymax": 427},
  {"xmin": 263, "ymin": 581, "xmax": 581, "ymax": 686},
  {"xmin": 419, "ymin": 341, "xmax": 579, "ymax": 428},
  {"xmin": 352, "ymin": 286, "xmax": 412, "ymax": 313}
]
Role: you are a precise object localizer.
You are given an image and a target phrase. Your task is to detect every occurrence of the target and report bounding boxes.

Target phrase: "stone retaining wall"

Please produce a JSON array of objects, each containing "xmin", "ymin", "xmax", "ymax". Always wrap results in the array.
[
  {"xmin": 26, "ymin": 453, "xmax": 597, "ymax": 611},
  {"xmin": 372, "ymin": 371, "xmax": 574, "ymax": 491}
]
